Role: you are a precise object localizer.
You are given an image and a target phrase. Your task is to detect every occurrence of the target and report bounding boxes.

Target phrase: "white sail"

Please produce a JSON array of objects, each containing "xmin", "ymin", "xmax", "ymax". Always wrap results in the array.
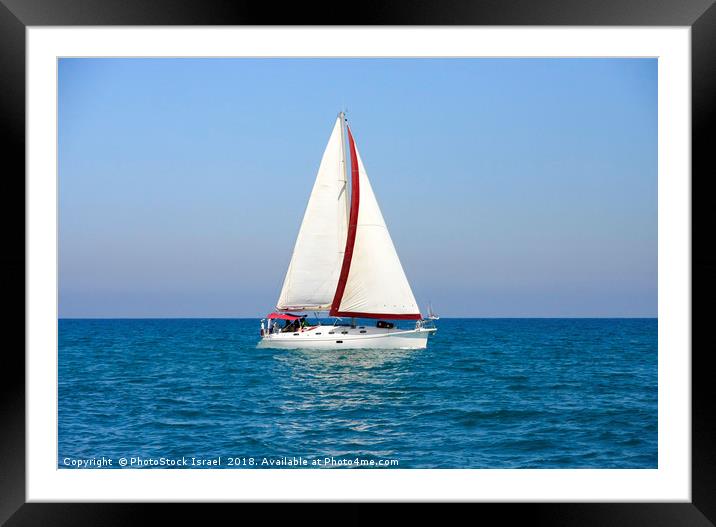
[
  {"xmin": 276, "ymin": 115, "xmax": 348, "ymax": 311},
  {"xmin": 331, "ymin": 130, "xmax": 421, "ymax": 318}
]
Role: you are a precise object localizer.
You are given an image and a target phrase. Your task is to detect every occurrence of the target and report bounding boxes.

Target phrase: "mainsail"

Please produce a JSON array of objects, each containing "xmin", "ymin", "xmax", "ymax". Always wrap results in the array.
[
  {"xmin": 276, "ymin": 115, "xmax": 349, "ymax": 311},
  {"xmin": 329, "ymin": 126, "xmax": 421, "ymax": 319}
]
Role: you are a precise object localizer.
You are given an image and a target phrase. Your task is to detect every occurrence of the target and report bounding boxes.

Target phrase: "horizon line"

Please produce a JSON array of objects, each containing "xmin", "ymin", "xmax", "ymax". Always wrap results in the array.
[{"xmin": 57, "ymin": 315, "xmax": 658, "ymax": 320}]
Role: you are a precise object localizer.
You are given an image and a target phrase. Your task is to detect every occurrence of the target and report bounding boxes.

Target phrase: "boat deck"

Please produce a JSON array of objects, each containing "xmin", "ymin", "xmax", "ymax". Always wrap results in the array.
[{"xmin": 258, "ymin": 323, "xmax": 436, "ymax": 349}]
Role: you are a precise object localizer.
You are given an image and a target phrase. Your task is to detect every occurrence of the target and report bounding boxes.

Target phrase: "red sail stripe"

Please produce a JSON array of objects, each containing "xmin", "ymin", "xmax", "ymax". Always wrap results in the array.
[{"xmin": 329, "ymin": 125, "xmax": 360, "ymax": 317}]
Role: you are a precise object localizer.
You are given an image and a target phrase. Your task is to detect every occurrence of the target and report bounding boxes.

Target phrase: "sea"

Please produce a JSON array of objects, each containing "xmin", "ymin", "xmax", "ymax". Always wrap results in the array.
[{"xmin": 58, "ymin": 318, "xmax": 657, "ymax": 469}]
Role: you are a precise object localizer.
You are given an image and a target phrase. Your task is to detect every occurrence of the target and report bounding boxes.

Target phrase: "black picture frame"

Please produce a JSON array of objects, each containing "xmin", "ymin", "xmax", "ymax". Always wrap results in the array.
[{"xmin": 2, "ymin": 1, "xmax": 713, "ymax": 524}]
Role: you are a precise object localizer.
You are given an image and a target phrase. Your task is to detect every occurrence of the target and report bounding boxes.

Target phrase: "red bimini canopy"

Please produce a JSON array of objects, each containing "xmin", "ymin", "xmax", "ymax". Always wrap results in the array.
[{"xmin": 267, "ymin": 312, "xmax": 303, "ymax": 320}]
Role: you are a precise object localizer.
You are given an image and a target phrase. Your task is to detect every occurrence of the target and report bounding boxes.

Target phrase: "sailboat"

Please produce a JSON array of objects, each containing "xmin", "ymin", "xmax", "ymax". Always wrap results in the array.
[
  {"xmin": 258, "ymin": 112, "xmax": 437, "ymax": 349},
  {"xmin": 427, "ymin": 302, "xmax": 440, "ymax": 321}
]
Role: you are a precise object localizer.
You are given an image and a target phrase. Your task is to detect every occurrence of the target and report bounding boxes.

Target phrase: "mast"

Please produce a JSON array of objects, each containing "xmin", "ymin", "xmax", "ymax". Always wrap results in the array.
[{"xmin": 339, "ymin": 111, "xmax": 350, "ymax": 225}]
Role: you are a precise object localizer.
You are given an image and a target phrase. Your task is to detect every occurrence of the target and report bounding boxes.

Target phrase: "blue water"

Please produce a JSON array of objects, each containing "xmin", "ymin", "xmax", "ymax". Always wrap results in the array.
[{"xmin": 58, "ymin": 318, "xmax": 657, "ymax": 468}]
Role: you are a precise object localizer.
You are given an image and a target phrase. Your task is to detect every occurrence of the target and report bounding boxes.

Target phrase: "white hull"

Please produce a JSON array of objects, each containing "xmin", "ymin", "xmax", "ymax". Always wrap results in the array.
[{"xmin": 257, "ymin": 324, "xmax": 436, "ymax": 350}]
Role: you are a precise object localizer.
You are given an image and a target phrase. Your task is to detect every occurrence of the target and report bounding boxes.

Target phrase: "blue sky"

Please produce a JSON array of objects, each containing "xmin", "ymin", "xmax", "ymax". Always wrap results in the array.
[{"xmin": 58, "ymin": 58, "xmax": 657, "ymax": 318}]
